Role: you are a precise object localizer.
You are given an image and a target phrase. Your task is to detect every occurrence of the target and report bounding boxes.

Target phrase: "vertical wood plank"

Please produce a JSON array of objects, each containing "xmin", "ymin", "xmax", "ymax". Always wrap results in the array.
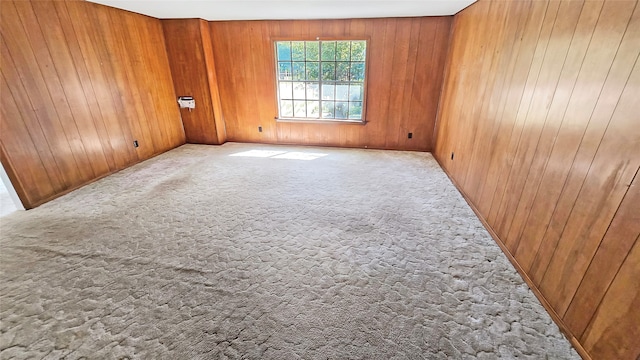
[
  {"xmin": 563, "ymin": 169, "xmax": 640, "ymax": 338},
  {"xmin": 30, "ymin": 0, "xmax": 111, "ymax": 177},
  {"xmin": 0, "ymin": 75, "xmax": 54, "ymax": 204},
  {"xmin": 497, "ymin": 0, "xmax": 584, "ymax": 252},
  {"xmin": 520, "ymin": 2, "xmax": 638, "ymax": 277},
  {"xmin": 0, "ymin": 0, "xmax": 184, "ymax": 208},
  {"xmin": 473, "ymin": 0, "xmax": 549, "ymax": 216},
  {"xmin": 200, "ymin": 19, "xmax": 227, "ymax": 144},
  {"xmin": 0, "ymin": 42, "xmax": 66, "ymax": 195},
  {"xmin": 485, "ymin": 0, "xmax": 560, "ymax": 227},
  {"xmin": 163, "ymin": 19, "xmax": 219, "ymax": 144},
  {"xmin": 434, "ymin": 1, "xmax": 640, "ymax": 358},
  {"xmin": 65, "ymin": 0, "xmax": 138, "ymax": 169},
  {"xmin": 211, "ymin": 17, "xmax": 451, "ymax": 150},
  {"xmin": 580, "ymin": 237, "xmax": 640, "ymax": 360},
  {"xmin": 52, "ymin": 0, "xmax": 118, "ymax": 172},
  {"xmin": 462, "ymin": 0, "xmax": 531, "ymax": 202}
]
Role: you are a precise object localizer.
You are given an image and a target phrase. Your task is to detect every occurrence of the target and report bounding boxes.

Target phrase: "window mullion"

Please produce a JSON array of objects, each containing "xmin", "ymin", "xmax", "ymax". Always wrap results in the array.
[{"xmin": 319, "ymin": 41, "xmax": 323, "ymax": 119}]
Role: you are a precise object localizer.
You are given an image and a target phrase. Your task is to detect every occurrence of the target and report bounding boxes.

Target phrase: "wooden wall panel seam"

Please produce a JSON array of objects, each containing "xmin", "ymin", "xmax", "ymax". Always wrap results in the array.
[
  {"xmin": 504, "ymin": 1, "xmax": 588, "ymax": 253},
  {"xmin": 512, "ymin": 1, "xmax": 605, "ymax": 271},
  {"xmin": 564, "ymin": 167, "xmax": 639, "ymax": 339},
  {"xmin": 460, "ymin": 1, "xmax": 527, "ymax": 197},
  {"xmin": 490, "ymin": 1, "xmax": 565, "ymax": 238},
  {"xmin": 431, "ymin": 18, "xmax": 456, "ymax": 154},
  {"xmin": 1, "ymin": 34, "xmax": 70, "ymax": 193},
  {"xmin": 525, "ymin": 13, "xmax": 638, "ymax": 285},
  {"xmin": 53, "ymin": 1, "xmax": 118, "ymax": 172},
  {"xmin": 7, "ymin": 2, "xmax": 90, "ymax": 186},
  {"xmin": 524, "ymin": 51, "xmax": 635, "ymax": 281},
  {"xmin": 465, "ymin": 0, "xmax": 534, "ymax": 204},
  {"xmin": 458, "ymin": 0, "xmax": 513, "ymax": 189},
  {"xmin": 473, "ymin": 1, "xmax": 549, "ymax": 218},
  {"xmin": 537, "ymin": 21, "xmax": 638, "ymax": 311},
  {"xmin": 65, "ymin": 1, "xmax": 138, "ymax": 169},
  {"xmin": 485, "ymin": 0, "xmax": 554, "ymax": 226},
  {"xmin": 580, "ymin": 235, "xmax": 640, "ymax": 358},
  {"xmin": 16, "ymin": 1, "xmax": 96, "ymax": 182},
  {"xmin": 0, "ymin": 0, "xmax": 185, "ymax": 208},
  {"xmin": 32, "ymin": 0, "xmax": 111, "ymax": 179},
  {"xmin": 530, "ymin": 2, "xmax": 638, "ymax": 291}
]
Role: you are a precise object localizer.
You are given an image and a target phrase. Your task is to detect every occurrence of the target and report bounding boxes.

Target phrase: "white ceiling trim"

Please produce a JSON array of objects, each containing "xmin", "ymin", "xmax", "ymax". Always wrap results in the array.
[{"xmin": 86, "ymin": 0, "xmax": 477, "ymax": 21}]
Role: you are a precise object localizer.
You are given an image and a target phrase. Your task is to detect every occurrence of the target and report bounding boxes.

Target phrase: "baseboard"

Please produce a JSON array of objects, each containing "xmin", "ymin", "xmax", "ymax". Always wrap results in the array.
[
  {"xmin": 431, "ymin": 154, "xmax": 591, "ymax": 360},
  {"xmin": 25, "ymin": 143, "xmax": 186, "ymax": 209},
  {"xmin": 225, "ymin": 139, "xmax": 432, "ymax": 152}
]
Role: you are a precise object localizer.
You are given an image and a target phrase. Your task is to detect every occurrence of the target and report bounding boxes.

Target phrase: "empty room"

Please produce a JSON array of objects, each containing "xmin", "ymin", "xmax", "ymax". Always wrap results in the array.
[{"xmin": 0, "ymin": 0, "xmax": 638, "ymax": 359}]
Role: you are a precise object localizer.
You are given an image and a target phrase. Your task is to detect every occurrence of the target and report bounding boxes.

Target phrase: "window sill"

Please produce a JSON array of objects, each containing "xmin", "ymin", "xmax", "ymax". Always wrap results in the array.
[{"xmin": 275, "ymin": 118, "xmax": 367, "ymax": 125}]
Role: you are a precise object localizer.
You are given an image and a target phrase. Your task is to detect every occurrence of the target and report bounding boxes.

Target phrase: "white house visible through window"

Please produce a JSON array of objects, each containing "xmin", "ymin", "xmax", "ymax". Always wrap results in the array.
[{"xmin": 275, "ymin": 40, "xmax": 367, "ymax": 121}]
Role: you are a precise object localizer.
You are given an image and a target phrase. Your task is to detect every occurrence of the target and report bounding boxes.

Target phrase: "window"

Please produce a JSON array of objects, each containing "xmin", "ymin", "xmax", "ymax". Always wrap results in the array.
[{"xmin": 275, "ymin": 40, "xmax": 367, "ymax": 122}]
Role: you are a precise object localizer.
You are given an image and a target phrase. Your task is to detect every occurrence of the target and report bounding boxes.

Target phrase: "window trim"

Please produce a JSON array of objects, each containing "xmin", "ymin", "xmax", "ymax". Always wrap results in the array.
[{"xmin": 271, "ymin": 36, "xmax": 371, "ymax": 124}]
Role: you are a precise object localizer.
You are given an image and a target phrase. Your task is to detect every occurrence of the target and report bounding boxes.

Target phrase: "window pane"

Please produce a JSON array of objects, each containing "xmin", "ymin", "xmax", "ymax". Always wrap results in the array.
[
  {"xmin": 351, "ymin": 41, "xmax": 366, "ymax": 61},
  {"xmin": 293, "ymin": 82, "xmax": 306, "ymax": 99},
  {"xmin": 336, "ymin": 41, "xmax": 350, "ymax": 61},
  {"xmin": 336, "ymin": 84, "xmax": 349, "ymax": 101},
  {"xmin": 291, "ymin": 41, "xmax": 305, "ymax": 61},
  {"xmin": 278, "ymin": 62, "xmax": 292, "ymax": 80},
  {"xmin": 321, "ymin": 63, "xmax": 335, "ymax": 81},
  {"xmin": 322, "ymin": 101, "xmax": 334, "ymax": 118},
  {"xmin": 274, "ymin": 40, "xmax": 366, "ymax": 121},
  {"xmin": 279, "ymin": 82, "xmax": 293, "ymax": 99},
  {"xmin": 280, "ymin": 100, "xmax": 293, "ymax": 117},
  {"xmin": 306, "ymin": 83, "xmax": 319, "ymax": 100},
  {"xmin": 322, "ymin": 84, "xmax": 335, "ymax": 100},
  {"xmin": 336, "ymin": 62, "xmax": 350, "ymax": 81},
  {"xmin": 292, "ymin": 62, "xmax": 305, "ymax": 81},
  {"xmin": 349, "ymin": 84, "xmax": 362, "ymax": 101},
  {"xmin": 349, "ymin": 101, "xmax": 362, "ymax": 119},
  {"xmin": 276, "ymin": 42, "xmax": 291, "ymax": 61},
  {"xmin": 294, "ymin": 100, "xmax": 306, "ymax": 117},
  {"xmin": 306, "ymin": 42, "xmax": 319, "ymax": 61},
  {"xmin": 350, "ymin": 62, "xmax": 365, "ymax": 82},
  {"xmin": 307, "ymin": 101, "xmax": 320, "ymax": 118},
  {"xmin": 335, "ymin": 101, "xmax": 349, "ymax": 119},
  {"xmin": 306, "ymin": 62, "xmax": 319, "ymax": 81},
  {"xmin": 321, "ymin": 41, "xmax": 336, "ymax": 61}
]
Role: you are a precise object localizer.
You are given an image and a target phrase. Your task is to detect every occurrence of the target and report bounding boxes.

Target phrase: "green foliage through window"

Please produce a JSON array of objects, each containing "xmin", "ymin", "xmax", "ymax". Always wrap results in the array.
[{"xmin": 276, "ymin": 40, "xmax": 367, "ymax": 121}]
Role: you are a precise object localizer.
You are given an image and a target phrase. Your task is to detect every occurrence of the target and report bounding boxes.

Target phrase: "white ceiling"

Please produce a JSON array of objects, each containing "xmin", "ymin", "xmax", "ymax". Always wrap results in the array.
[{"xmin": 87, "ymin": 0, "xmax": 477, "ymax": 21}]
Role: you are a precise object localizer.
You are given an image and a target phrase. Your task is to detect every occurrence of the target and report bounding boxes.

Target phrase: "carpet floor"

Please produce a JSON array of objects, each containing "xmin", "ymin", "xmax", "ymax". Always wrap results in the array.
[{"xmin": 0, "ymin": 143, "xmax": 579, "ymax": 359}]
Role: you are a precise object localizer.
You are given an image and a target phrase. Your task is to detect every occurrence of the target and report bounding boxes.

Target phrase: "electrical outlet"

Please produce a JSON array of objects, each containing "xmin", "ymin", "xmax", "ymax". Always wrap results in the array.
[
  {"xmin": 258, "ymin": 126, "xmax": 263, "ymax": 133},
  {"xmin": 133, "ymin": 140, "xmax": 139, "ymax": 148},
  {"xmin": 408, "ymin": 132, "xmax": 413, "ymax": 139},
  {"xmin": 451, "ymin": 152, "xmax": 454, "ymax": 160}
]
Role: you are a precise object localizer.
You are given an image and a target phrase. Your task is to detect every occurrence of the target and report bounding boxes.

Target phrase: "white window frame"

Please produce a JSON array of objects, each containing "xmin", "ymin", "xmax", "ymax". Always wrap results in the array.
[{"xmin": 273, "ymin": 38, "xmax": 369, "ymax": 123}]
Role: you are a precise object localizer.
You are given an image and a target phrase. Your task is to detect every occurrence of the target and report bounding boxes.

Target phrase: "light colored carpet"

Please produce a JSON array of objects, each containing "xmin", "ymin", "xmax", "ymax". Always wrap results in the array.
[{"xmin": 0, "ymin": 143, "xmax": 579, "ymax": 359}]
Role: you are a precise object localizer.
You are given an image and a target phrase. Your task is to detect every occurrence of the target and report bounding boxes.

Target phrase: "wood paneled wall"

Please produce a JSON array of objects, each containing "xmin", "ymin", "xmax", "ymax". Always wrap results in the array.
[
  {"xmin": 210, "ymin": 17, "xmax": 451, "ymax": 151},
  {"xmin": 163, "ymin": 19, "xmax": 226, "ymax": 144},
  {"xmin": 434, "ymin": 0, "xmax": 640, "ymax": 359},
  {"xmin": 0, "ymin": 0, "xmax": 185, "ymax": 208}
]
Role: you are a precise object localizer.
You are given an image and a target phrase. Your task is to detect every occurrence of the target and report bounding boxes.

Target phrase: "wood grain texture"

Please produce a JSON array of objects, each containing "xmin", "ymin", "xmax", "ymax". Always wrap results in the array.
[
  {"xmin": 564, "ymin": 169, "xmax": 640, "ymax": 340},
  {"xmin": 162, "ymin": 19, "xmax": 224, "ymax": 144},
  {"xmin": 199, "ymin": 20, "xmax": 227, "ymax": 144},
  {"xmin": 434, "ymin": 0, "xmax": 640, "ymax": 359},
  {"xmin": 209, "ymin": 17, "xmax": 451, "ymax": 151},
  {"xmin": 580, "ymin": 236, "xmax": 640, "ymax": 360},
  {"xmin": 0, "ymin": 0, "xmax": 185, "ymax": 208}
]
